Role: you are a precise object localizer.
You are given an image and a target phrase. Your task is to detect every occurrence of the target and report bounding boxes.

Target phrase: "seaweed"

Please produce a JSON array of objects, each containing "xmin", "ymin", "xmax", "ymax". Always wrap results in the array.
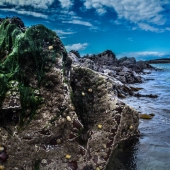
[{"xmin": 0, "ymin": 17, "xmax": 67, "ymax": 128}]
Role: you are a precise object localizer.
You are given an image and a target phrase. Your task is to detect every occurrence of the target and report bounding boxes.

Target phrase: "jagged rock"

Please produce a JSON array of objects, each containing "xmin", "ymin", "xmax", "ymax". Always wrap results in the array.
[
  {"xmin": 136, "ymin": 60, "xmax": 154, "ymax": 70},
  {"xmin": 79, "ymin": 58, "xmax": 96, "ymax": 70},
  {"xmin": 72, "ymin": 52, "xmax": 150, "ymax": 85},
  {"xmin": 70, "ymin": 66, "xmax": 139, "ymax": 169},
  {"xmin": 70, "ymin": 50, "xmax": 81, "ymax": 58},
  {"xmin": 68, "ymin": 52, "xmax": 79, "ymax": 64},
  {"xmin": 119, "ymin": 57, "xmax": 136, "ymax": 66},
  {"xmin": 0, "ymin": 18, "xmax": 139, "ymax": 170},
  {"xmin": 83, "ymin": 50, "xmax": 118, "ymax": 68}
]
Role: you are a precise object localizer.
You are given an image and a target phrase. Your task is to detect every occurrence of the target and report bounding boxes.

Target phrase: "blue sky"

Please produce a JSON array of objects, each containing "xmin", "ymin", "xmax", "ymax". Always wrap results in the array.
[{"xmin": 0, "ymin": 0, "xmax": 170, "ymax": 60}]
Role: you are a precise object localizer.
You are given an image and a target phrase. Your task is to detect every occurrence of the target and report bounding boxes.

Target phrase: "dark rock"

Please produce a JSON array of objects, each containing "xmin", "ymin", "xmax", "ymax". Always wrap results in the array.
[
  {"xmin": 119, "ymin": 57, "xmax": 136, "ymax": 66},
  {"xmin": 134, "ymin": 93, "xmax": 158, "ymax": 98},
  {"xmin": 83, "ymin": 50, "xmax": 118, "ymax": 67},
  {"xmin": 0, "ymin": 18, "xmax": 139, "ymax": 170},
  {"xmin": 136, "ymin": 60, "xmax": 154, "ymax": 70},
  {"xmin": 70, "ymin": 50, "xmax": 81, "ymax": 58}
]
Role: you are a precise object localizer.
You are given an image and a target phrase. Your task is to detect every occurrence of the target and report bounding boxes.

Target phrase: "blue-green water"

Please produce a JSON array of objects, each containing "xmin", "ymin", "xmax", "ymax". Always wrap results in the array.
[{"xmin": 121, "ymin": 64, "xmax": 170, "ymax": 170}]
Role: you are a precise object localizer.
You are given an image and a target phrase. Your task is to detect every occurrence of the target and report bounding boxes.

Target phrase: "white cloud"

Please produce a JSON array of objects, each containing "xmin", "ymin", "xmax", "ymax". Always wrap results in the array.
[
  {"xmin": 65, "ymin": 43, "xmax": 89, "ymax": 51},
  {"xmin": 0, "ymin": 8, "xmax": 48, "ymax": 18},
  {"xmin": 127, "ymin": 38, "xmax": 133, "ymax": 42},
  {"xmin": 62, "ymin": 20, "xmax": 93, "ymax": 27},
  {"xmin": 83, "ymin": 0, "xmax": 168, "ymax": 32},
  {"xmin": 53, "ymin": 29, "xmax": 75, "ymax": 36},
  {"xmin": 0, "ymin": 0, "xmax": 54, "ymax": 9},
  {"xmin": 132, "ymin": 51, "xmax": 167, "ymax": 56},
  {"xmin": 96, "ymin": 8, "xmax": 107, "ymax": 15},
  {"xmin": 165, "ymin": 27, "xmax": 170, "ymax": 31},
  {"xmin": 117, "ymin": 51, "xmax": 169, "ymax": 58},
  {"xmin": 58, "ymin": 0, "xmax": 73, "ymax": 9},
  {"xmin": 110, "ymin": 20, "xmax": 121, "ymax": 25},
  {"xmin": 138, "ymin": 23, "xmax": 161, "ymax": 32}
]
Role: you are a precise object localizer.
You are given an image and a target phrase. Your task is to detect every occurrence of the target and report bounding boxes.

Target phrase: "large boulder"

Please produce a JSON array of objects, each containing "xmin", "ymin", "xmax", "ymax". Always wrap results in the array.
[
  {"xmin": 83, "ymin": 50, "xmax": 118, "ymax": 67},
  {"xmin": 0, "ymin": 18, "xmax": 139, "ymax": 170}
]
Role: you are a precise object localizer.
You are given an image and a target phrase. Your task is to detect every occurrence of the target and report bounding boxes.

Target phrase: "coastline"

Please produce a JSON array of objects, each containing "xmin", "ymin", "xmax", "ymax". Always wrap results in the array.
[
  {"xmin": 148, "ymin": 58, "xmax": 170, "ymax": 64},
  {"xmin": 108, "ymin": 64, "xmax": 170, "ymax": 170}
]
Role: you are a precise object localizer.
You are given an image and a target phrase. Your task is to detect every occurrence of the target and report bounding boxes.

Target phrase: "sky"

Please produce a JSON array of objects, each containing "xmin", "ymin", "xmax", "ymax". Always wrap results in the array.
[{"xmin": 0, "ymin": 0, "xmax": 170, "ymax": 60}]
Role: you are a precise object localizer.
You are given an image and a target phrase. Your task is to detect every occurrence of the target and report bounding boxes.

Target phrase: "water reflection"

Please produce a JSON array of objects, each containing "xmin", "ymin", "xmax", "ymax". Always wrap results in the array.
[{"xmin": 106, "ymin": 138, "xmax": 139, "ymax": 170}]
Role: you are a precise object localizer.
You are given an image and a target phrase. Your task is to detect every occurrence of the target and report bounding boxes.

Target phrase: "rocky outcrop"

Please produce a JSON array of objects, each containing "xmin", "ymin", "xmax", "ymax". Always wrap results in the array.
[
  {"xmin": 0, "ymin": 17, "xmax": 139, "ymax": 170},
  {"xmin": 83, "ymin": 50, "xmax": 118, "ymax": 66},
  {"xmin": 119, "ymin": 57, "xmax": 136, "ymax": 66},
  {"xmin": 148, "ymin": 58, "xmax": 170, "ymax": 64},
  {"xmin": 68, "ymin": 52, "xmax": 145, "ymax": 85}
]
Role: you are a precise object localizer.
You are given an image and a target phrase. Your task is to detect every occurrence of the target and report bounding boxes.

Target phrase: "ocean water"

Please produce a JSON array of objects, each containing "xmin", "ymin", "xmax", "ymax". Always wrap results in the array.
[{"xmin": 109, "ymin": 64, "xmax": 170, "ymax": 170}]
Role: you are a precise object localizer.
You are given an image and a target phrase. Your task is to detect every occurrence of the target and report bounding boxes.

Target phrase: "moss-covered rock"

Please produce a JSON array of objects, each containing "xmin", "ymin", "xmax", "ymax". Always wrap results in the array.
[
  {"xmin": 0, "ymin": 17, "xmax": 139, "ymax": 170},
  {"xmin": 0, "ymin": 17, "xmax": 67, "ymax": 127}
]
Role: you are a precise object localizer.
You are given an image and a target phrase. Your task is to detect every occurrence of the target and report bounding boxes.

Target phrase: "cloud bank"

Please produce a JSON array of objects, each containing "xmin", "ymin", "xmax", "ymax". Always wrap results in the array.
[
  {"xmin": 83, "ymin": 0, "xmax": 169, "ymax": 32},
  {"xmin": 117, "ymin": 51, "xmax": 170, "ymax": 60},
  {"xmin": 65, "ymin": 43, "xmax": 89, "ymax": 51}
]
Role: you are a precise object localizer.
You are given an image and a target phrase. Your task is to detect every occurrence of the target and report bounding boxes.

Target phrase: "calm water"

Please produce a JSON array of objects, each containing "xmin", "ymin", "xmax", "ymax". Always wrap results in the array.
[{"xmin": 108, "ymin": 64, "xmax": 170, "ymax": 170}]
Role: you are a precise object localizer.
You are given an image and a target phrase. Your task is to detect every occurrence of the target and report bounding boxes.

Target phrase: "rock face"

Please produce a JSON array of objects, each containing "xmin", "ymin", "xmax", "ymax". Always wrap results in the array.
[
  {"xmin": 0, "ymin": 18, "xmax": 139, "ymax": 170},
  {"xmin": 69, "ymin": 52, "xmax": 145, "ymax": 85}
]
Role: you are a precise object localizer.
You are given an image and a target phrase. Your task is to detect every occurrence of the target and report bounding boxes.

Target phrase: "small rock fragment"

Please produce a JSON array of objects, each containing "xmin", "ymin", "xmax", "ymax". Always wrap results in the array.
[
  {"xmin": 48, "ymin": 46, "xmax": 53, "ymax": 50},
  {"xmin": 98, "ymin": 124, "xmax": 102, "ymax": 129},
  {"xmin": 102, "ymin": 144, "xmax": 106, "ymax": 149},
  {"xmin": 149, "ymin": 113, "xmax": 155, "ymax": 116},
  {"xmin": 71, "ymin": 106, "xmax": 75, "ymax": 111},
  {"xmin": 0, "ymin": 147, "xmax": 5, "ymax": 152},
  {"xmin": 0, "ymin": 165, "xmax": 5, "ymax": 170},
  {"xmin": 65, "ymin": 154, "xmax": 71, "ymax": 159},
  {"xmin": 66, "ymin": 116, "xmax": 72, "ymax": 122},
  {"xmin": 82, "ymin": 92, "xmax": 85, "ymax": 96},
  {"xmin": 129, "ymin": 125, "xmax": 133, "ymax": 130},
  {"xmin": 57, "ymin": 139, "xmax": 61, "ymax": 144},
  {"xmin": 88, "ymin": 88, "xmax": 93, "ymax": 92},
  {"xmin": 41, "ymin": 159, "xmax": 47, "ymax": 164}
]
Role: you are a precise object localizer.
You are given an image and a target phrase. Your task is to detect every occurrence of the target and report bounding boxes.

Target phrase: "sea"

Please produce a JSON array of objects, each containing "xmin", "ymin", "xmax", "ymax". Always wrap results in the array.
[{"xmin": 108, "ymin": 64, "xmax": 170, "ymax": 170}]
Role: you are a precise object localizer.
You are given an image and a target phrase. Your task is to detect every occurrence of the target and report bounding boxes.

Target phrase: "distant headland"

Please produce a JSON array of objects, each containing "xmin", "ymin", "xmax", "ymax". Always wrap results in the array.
[{"xmin": 148, "ymin": 58, "xmax": 170, "ymax": 64}]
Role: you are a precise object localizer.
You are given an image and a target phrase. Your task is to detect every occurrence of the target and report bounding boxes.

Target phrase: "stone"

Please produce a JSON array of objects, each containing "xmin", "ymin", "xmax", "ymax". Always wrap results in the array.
[
  {"xmin": 0, "ymin": 17, "xmax": 140, "ymax": 170},
  {"xmin": 139, "ymin": 114, "xmax": 152, "ymax": 119},
  {"xmin": 65, "ymin": 154, "xmax": 71, "ymax": 159},
  {"xmin": 97, "ymin": 124, "xmax": 103, "ymax": 129}
]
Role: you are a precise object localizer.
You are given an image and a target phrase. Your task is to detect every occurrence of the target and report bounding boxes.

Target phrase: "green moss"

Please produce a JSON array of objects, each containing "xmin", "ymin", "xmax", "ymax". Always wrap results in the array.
[
  {"xmin": 0, "ymin": 17, "xmax": 67, "ymax": 127},
  {"xmin": 139, "ymin": 114, "xmax": 152, "ymax": 119},
  {"xmin": 19, "ymin": 84, "xmax": 43, "ymax": 126},
  {"xmin": 33, "ymin": 159, "xmax": 41, "ymax": 170}
]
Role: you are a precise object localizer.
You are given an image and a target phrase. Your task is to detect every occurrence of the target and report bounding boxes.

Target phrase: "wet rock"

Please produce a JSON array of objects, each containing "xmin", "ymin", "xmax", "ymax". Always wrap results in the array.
[
  {"xmin": 134, "ymin": 93, "xmax": 158, "ymax": 98},
  {"xmin": 149, "ymin": 113, "xmax": 155, "ymax": 116},
  {"xmin": 139, "ymin": 114, "xmax": 152, "ymax": 119}
]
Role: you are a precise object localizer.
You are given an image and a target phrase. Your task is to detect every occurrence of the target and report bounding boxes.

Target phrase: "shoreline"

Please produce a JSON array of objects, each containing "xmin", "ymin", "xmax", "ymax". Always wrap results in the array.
[
  {"xmin": 116, "ymin": 66, "xmax": 170, "ymax": 169},
  {"xmin": 148, "ymin": 58, "xmax": 170, "ymax": 64}
]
